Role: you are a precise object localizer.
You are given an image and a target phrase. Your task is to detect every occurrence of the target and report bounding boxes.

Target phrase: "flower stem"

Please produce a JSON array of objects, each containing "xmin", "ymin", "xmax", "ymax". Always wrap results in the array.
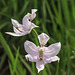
[
  {"xmin": 32, "ymin": 29, "xmax": 38, "ymax": 37},
  {"xmin": 32, "ymin": 29, "xmax": 39, "ymax": 46}
]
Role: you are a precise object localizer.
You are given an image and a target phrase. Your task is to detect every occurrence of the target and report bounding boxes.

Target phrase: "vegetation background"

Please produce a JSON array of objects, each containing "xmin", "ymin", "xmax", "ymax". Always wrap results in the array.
[{"xmin": 0, "ymin": 0, "xmax": 75, "ymax": 75}]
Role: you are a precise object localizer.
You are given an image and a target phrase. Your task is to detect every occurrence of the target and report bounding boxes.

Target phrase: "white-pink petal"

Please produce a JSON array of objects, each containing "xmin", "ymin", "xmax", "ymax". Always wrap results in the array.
[
  {"xmin": 44, "ymin": 56, "xmax": 60, "ymax": 64},
  {"xmin": 24, "ymin": 41, "xmax": 39, "ymax": 55},
  {"xmin": 11, "ymin": 19, "xmax": 19, "ymax": 27},
  {"xmin": 25, "ymin": 54, "xmax": 38, "ymax": 62},
  {"xmin": 5, "ymin": 32, "xmax": 23, "ymax": 36},
  {"xmin": 36, "ymin": 60, "xmax": 44, "ymax": 73},
  {"xmin": 32, "ymin": 9, "xmax": 37, "ymax": 14},
  {"xmin": 31, "ymin": 23, "xmax": 39, "ymax": 29},
  {"xmin": 31, "ymin": 9, "xmax": 37, "ymax": 20},
  {"xmin": 50, "ymin": 56, "xmax": 60, "ymax": 62},
  {"xmin": 22, "ymin": 14, "xmax": 31, "ymax": 26},
  {"xmin": 38, "ymin": 33, "xmax": 50, "ymax": 46},
  {"xmin": 44, "ymin": 42, "xmax": 61, "ymax": 57},
  {"xmin": 5, "ymin": 30, "xmax": 32, "ymax": 36}
]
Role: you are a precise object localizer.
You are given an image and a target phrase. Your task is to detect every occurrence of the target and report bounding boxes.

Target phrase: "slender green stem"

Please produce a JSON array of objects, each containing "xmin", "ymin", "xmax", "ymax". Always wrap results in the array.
[
  {"xmin": 32, "ymin": 29, "xmax": 38, "ymax": 37},
  {"xmin": 32, "ymin": 29, "xmax": 39, "ymax": 46}
]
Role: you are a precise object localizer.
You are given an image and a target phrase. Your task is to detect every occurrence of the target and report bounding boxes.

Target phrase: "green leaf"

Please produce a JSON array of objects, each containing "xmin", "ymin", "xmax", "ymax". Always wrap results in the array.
[{"xmin": 0, "ymin": 32, "xmax": 14, "ymax": 65}]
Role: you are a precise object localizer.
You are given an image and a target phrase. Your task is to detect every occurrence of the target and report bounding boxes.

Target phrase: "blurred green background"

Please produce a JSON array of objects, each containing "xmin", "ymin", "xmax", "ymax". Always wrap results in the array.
[{"xmin": 0, "ymin": 0, "xmax": 75, "ymax": 75}]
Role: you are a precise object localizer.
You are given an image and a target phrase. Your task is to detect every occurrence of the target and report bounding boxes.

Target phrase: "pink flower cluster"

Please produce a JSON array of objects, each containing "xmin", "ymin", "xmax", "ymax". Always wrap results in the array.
[{"xmin": 6, "ymin": 9, "xmax": 61, "ymax": 73}]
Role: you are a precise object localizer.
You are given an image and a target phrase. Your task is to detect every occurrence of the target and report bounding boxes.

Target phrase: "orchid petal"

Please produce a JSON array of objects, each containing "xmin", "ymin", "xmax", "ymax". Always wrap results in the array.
[
  {"xmin": 22, "ymin": 15, "xmax": 30, "ymax": 26},
  {"xmin": 50, "ymin": 56, "xmax": 60, "ymax": 62},
  {"xmin": 44, "ymin": 56, "xmax": 60, "ymax": 64},
  {"xmin": 38, "ymin": 33, "xmax": 50, "ymax": 46},
  {"xmin": 31, "ymin": 23, "xmax": 39, "ymax": 29},
  {"xmin": 24, "ymin": 41, "xmax": 39, "ymax": 55},
  {"xmin": 36, "ymin": 60, "xmax": 44, "ymax": 73},
  {"xmin": 25, "ymin": 54, "xmax": 38, "ymax": 62},
  {"xmin": 11, "ymin": 19, "xmax": 19, "ymax": 27},
  {"xmin": 44, "ymin": 42, "xmax": 61, "ymax": 57},
  {"xmin": 31, "ymin": 9, "xmax": 37, "ymax": 20},
  {"xmin": 5, "ymin": 32, "xmax": 23, "ymax": 36},
  {"xmin": 5, "ymin": 31, "xmax": 28, "ymax": 36},
  {"xmin": 32, "ymin": 9, "xmax": 37, "ymax": 14}
]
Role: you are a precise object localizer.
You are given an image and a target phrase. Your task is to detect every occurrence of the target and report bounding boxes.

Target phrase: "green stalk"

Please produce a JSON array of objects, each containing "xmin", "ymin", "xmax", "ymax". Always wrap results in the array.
[{"xmin": 32, "ymin": 29, "xmax": 38, "ymax": 37}]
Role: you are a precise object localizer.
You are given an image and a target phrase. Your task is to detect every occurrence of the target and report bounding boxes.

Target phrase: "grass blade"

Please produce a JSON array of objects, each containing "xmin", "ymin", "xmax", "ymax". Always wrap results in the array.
[{"xmin": 0, "ymin": 32, "xmax": 14, "ymax": 65}]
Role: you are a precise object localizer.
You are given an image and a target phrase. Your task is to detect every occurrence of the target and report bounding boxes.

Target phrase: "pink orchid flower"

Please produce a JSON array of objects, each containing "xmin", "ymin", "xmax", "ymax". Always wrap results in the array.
[
  {"xmin": 6, "ymin": 9, "xmax": 38, "ymax": 36},
  {"xmin": 24, "ymin": 33, "xmax": 61, "ymax": 73}
]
